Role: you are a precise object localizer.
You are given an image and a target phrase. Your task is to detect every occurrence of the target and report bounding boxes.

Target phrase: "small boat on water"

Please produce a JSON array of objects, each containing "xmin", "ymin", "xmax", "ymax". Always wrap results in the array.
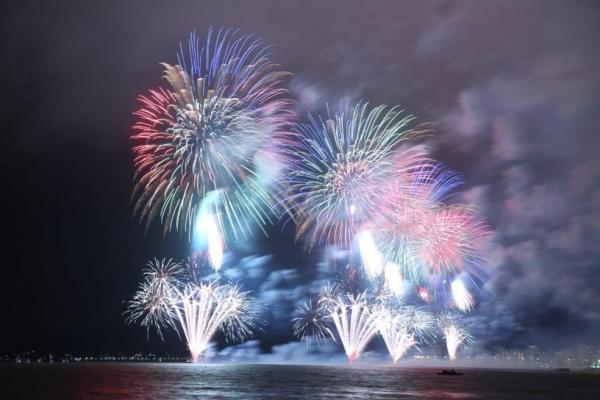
[
  {"xmin": 438, "ymin": 369, "xmax": 463, "ymax": 376},
  {"xmin": 555, "ymin": 368, "xmax": 570, "ymax": 372}
]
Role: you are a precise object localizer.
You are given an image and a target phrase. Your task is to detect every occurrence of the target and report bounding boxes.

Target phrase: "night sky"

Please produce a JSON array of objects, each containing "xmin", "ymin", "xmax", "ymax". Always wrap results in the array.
[{"xmin": 2, "ymin": 0, "xmax": 599, "ymax": 359}]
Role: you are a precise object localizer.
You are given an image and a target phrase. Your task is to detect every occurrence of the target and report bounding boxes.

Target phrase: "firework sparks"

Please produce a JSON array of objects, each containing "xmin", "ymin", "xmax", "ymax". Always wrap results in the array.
[
  {"xmin": 376, "ymin": 306, "xmax": 434, "ymax": 363},
  {"xmin": 378, "ymin": 313, "xmax": 417, "ymax": 363},
  {"xmin": 131, "ymin": 27, "xmax": 294, "ymax": 243},
  {"xmin": 321, "ymin": 291, "xmax": 379, "ymax": 363},
  {"xmin": 418, "ymin": 287, "xmax": 431, "ymax": 303},
  {"xmin": 125, "ymin": 257, "xmax": 258, "ymax": 362},
  {"xmin": 286, "ymin": 101, "xmax": 426, "ymax": 249},
  {"xmin": 171, "ymin": 283, "xmax": 257, "ymax": 362},
  {"xmin": 443, "ymin": 325, "xmax": 470, "ymax": 361},
  {"xmin": 451, "ymin": 278, "xmax": 474, "ymax": 312},
  {"xmin": 412, "ymin": 205, "xmax": 490, "ymax": 281},
  {"xmin": 372, "ymin": 161, "xmax": 491, "ymax": 303},
  {"xmin": 384, "ymin": 262, "xmax": 405, "ymax": 296},
  {"xmin": 125, "ymin": 280, "xmax": 176, "ymax": 340},
  {"xmin": 357, "ymin": 230, "xmax": 384, "ymax": 278},
  {"xmin": 372, "ymin": 162, "xmax": 461, "ymax": 279},
  {"xmin": 193, "ymin": 207, "xmax": 225, "ymax": 271},
  {"xmin": 438, "ymin": 311, "xmax": 473, "ymax": 361},
  {"xmin": 125, "ymin": 258, "xmax": 184, "ymax": 338},
  {"xmin": 142, "ymin": 258, "xmax": 185, "ymax": 290},
  {"xmin": 292, "ymin": 299, "xmax": 332, "ymax": 344},
  {"xmin": 317, "ymin": 281, "xmax": 343, "ymax": 311}
]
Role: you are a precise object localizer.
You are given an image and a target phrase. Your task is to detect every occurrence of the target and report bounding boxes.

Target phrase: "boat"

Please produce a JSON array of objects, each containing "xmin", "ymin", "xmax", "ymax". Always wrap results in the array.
[
  {"xmin": 555, "ymin": 368, "xmax": 570, "ymax": 372},
  {"xmin": 438, "ymin": 369, "xmax": 463, "ymax": 376}
]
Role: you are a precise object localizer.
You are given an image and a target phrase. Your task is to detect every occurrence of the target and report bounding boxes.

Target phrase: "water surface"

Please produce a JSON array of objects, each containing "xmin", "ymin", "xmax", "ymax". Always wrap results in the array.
[{"xmin": 2, "ymin": 363, "xmax": 599, "ymax": 399}]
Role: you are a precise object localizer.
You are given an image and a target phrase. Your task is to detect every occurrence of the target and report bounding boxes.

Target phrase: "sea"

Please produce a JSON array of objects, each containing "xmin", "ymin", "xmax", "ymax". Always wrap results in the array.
[{"xmin": 1, "ymin": 363, "xmax": 599, "ymax": 399}]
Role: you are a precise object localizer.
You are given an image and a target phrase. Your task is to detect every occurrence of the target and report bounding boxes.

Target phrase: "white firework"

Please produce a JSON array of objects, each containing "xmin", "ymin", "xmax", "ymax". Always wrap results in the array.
[
  {"xmin": 321, "ymin": 291, "xmax": 379, "ymax": 363},
  {"xmin": 126, "ymin": 258, "xmax": 258, "ymax": 362},
  {"xmin": 378, "ymin": 312, "xmax": 417, "ymax": 363}
]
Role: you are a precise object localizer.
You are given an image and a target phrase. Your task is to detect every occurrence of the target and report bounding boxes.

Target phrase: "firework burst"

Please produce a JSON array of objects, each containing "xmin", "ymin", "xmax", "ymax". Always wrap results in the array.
[
  {"xmin": 286, "ymin": 101, "xmax": 427, "ymax": 249},
  {"xmin": 412, "ymin": 205, "xmax": 490, "ymax": 280},
  {"xmin": 125, "ymin": 257, "xmax": 259, "ymax": 362},
  {"xmin": 131, "ymin": 27, "xmax": 294, "ymax": 243},
  {"xmin": 373, "ymin": 163, "xmax": 463, "ymax": 280},
  {"xmin": 371, "ymin": 162, "xmax": 491, "ymax": 301},
  {"xmin": 292, "ymin": 299, "xmax": 332, "ymax": 344},
  {"xmin": 125, "ymin": 258, "xmax": 184, "ymax": 338}
]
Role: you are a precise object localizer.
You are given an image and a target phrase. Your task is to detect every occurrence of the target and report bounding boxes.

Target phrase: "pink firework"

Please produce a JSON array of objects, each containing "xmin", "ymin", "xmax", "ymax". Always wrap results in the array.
[{"xmin": 413, "ymin": 205, "xmax": 490, "ymax": 278}]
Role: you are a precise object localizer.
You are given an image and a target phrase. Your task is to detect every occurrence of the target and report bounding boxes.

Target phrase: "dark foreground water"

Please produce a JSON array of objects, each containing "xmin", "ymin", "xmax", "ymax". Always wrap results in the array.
[{"xmin": 1, "ymin": 363, "xmax": 599, "ymax": 399}]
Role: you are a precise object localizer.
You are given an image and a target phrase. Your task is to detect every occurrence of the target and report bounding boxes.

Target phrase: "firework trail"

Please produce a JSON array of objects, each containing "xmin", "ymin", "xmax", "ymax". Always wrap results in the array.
[
  {"xmin": 131, "ymin": 27, "xmax": 294, "ymax": 243},
  {"xmin": 286, "ymin": 101, "xmax": 427, "ymax": 249},
  {"xmin": 125, "ymin": 257, "xmax": 258, "ymax": 362},
  {"xmin": 438, "ymin": 311, "xmax": 473, "ymax": 361}
]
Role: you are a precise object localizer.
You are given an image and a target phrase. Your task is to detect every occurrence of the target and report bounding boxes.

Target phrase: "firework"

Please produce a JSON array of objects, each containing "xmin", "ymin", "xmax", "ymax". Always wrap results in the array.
[
  {"xmin": 125, "ymin": 257, "xmax": 258, "ymax": 362},
  {"xmin": 443, "ymin": 325, "xmax": 471, "ymax": 361},
  {"xmin": 377, "ymin": 311, "xmax": 417, "ymax": 363},
  {"xmin": 412, "ymin": 205, "xmax": 490, "ymax": 281},
  {"xmin": 292, "ymin": 299, "xmax": 332, "ymax": 344},
  {"xmin": 383, "ymin": 262, "xmax": 405, "ymax": 296},
  {"xmin": 193, "ymin": 209, "xmax": 224, "ymax": 271},
  {"xmin": 373, "ymin": 163, "xmax": 464, "ymax": 281},
  {"xmin": 170, "ymin": 282, "xmax": 256, "ymax": 362},
  {"xmin": 287, "ymin": 101, "xmax": 427, "ymax": 249},
  {"xmin": 320, "ymin": 291, "xmax": 379, "ymax": 363},
  {"xmin": 451, "ymin": 278, "xmax": 474, "ymax": 312},
  {"xmin": 125, "ymin": 259, "xmax": 184, "ymax": 338},
  {"xmin": 438, "ymin": 311, "xmax": 473, "ymax": 361},
  {"xmin": 370, "ymin": 159, "xmax": 492, "ymax": 304},
  {"xmin": 142, "ymin": 258, "xmax": 185, "ymax": 290},
  {"xmin": 131, "ymin": 27, "xmax": 294, "ymax": 243},
  {"xmin": 317, "ymin": 281, "xmax": 343, "ymax": 310},
  {"xmin": 125, "ymin": 280, "xmax": 176, "ymax": 339},
  {"xmin": 403, "ymin": 306, "xmax": 436, "ymax": 341},
  {"xmin": 376, "ymin": 306, "xmax": 434, "ymax": 363},
  {"xmin": 357, "ymin": 230, "xmax": 384, "ymax": 278},
  {"xmin": 375, "ymin": 197, "xmax": 490, "ymax": 302}
]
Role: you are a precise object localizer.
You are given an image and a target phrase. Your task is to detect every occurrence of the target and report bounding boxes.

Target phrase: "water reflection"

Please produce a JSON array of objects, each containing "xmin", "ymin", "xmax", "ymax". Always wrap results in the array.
[{"xmin": 2, "ymin": 364, "xmax": 599, "ymax": 399}]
